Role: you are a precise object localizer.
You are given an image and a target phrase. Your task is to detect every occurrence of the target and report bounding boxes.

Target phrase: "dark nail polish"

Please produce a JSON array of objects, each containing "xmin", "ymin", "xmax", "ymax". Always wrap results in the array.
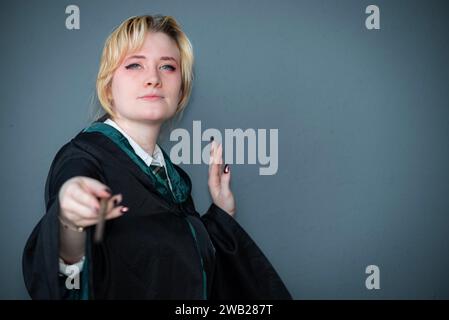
[
  {"xmin": 210, "ymin": 136, "xmax": 214, "ymax": 142},
  {"xmin": 105, "ymin": 187, "xmax": 112, "ymax": 194},
  {"xmin": 113, "ymin": 199, "xmax": 119, "ymax": 207},
  {"xmin": 223, "ymin": 164, "xmax": 230, "ymax": 174}
]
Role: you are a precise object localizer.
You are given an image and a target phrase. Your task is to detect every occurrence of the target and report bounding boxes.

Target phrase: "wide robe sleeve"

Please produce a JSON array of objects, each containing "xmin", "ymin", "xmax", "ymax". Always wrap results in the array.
[
  {"xmin": 22, "ymin": 143, "xmax": 104, "ymax": 299},
  {"xmin": 201, "ymin": 204, "xmax": 292, "ymax": 300}
]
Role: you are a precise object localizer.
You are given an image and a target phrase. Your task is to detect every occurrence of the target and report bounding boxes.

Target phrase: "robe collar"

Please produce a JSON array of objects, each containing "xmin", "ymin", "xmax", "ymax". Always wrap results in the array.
[{"xmin": 82, "ymin": 121, "xmax": 191, "ymax": 204}]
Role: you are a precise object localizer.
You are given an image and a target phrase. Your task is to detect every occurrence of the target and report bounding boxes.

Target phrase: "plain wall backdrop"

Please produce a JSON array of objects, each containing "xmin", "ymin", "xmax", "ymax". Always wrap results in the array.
[{"xmin": 1, "ymin": 0, "xmax": 449, "ymax": 299}]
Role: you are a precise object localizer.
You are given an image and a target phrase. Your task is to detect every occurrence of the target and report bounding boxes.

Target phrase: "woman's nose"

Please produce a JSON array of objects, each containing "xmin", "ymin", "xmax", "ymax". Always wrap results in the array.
[{"xmin": 144, "ymin": 67, "xmax": 161, "ymax": 87}]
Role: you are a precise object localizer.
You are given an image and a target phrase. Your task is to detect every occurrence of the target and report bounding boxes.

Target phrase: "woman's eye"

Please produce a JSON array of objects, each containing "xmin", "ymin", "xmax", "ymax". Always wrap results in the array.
[
  {"xmin": 160, "ymin": 65, "xmax": 176, "ymax": 71},
  {"xmin": 125, "ymin": 63, "xmax": 142, "ymax": 70}
]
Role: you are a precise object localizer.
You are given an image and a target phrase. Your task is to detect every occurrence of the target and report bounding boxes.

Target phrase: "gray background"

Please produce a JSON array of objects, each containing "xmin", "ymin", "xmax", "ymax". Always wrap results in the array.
[{"xmin": 1, "ymin": 0, "xmax": 448, "ymax": 299}]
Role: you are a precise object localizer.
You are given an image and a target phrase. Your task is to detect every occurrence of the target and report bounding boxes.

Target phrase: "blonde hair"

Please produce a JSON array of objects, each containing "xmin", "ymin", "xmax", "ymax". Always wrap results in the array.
[{"xmin": 96, "ymin": 15, "xmax": 194, "ymax": 119}]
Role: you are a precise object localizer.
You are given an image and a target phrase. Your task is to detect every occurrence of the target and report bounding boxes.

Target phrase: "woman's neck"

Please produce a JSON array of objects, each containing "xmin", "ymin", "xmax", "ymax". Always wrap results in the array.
[{"xmin": 112, "ymin": 117, "xmax": 162, "ymax": 156}]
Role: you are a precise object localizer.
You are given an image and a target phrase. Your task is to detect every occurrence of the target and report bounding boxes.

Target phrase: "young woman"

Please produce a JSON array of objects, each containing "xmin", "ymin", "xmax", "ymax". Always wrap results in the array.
[{"xmin": 22, "ymin": 14, "xmax": 291, "ymax": 300}]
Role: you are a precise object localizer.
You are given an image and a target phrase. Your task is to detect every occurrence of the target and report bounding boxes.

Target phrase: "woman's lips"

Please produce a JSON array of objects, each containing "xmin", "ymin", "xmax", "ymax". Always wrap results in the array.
[{"xmin": 139, "ymin": 95, "xmax": 163, "ymax": 101}]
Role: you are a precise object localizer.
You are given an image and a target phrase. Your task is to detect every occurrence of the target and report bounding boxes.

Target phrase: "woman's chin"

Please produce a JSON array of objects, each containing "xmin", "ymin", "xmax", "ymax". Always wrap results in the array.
[{"xmin": 138, "ymin": 112, "xmax": 171, "ymax": 123}]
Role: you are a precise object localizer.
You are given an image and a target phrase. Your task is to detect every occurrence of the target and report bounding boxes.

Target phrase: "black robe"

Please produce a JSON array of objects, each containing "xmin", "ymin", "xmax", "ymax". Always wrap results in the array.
[{"xmin": 22, "ymin": 129, "xmax": 292, "ymax": 300}]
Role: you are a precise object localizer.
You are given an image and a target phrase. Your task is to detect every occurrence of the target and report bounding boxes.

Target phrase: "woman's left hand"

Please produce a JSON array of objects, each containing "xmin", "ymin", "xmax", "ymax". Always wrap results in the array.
[{"xmin": 208, "ymin": 140, "xmax": 236, "ymax": 217}]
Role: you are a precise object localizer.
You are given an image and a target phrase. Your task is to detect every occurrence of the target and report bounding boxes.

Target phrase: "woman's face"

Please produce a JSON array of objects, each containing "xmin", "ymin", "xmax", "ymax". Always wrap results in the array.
[{"xmin": 110, "ymin": 32, "xmax": 182, "ymax": 124}]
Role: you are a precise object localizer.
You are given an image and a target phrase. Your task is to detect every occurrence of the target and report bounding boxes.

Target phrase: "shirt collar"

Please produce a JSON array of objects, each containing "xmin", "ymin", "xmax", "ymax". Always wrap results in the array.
[{"xmin": 104, "ymin": 118, "xmax": 165, "ymax": 167}]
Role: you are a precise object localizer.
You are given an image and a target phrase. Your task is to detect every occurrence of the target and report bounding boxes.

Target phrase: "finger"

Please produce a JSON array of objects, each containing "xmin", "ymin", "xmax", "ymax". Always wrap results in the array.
[
  {"xmin": 64, "ymin": 208, "xmax": 99, "ymax": 227},
  {"xmin": 64, "ymin": 197, "xmax": 99, "ymax": 220},
  {"xmin": 217, "ymin": 142, "xmax": 223, "ymax": 166},
  {"xmin": 209, "ymin": 140, "xmax": 220, "ymax": 173},
  {"xmin": 213, "ymin": 143, "xmax": 224, "ymax": 181},
  {"xmin": 69, "ymin": 183, "xmax": 102, "ymax": 212},
  {"xmin": 79, "ymin": 177, "xmax": 112, "ymax": 198},
  {"xmin": 208, "ymin": 142, "xmax": 221, "ymax": 189},
  {"xmin": 221, "ymin": 164, "xmax": 231, "ymax": 191},
  {"xmin": 76, "ymin": 198, "xmax": 126, "ymax": 235},
  {"xmin": 103, "ymin": 193, "xmax": 125, "ymax": 221},
  {"xmin": 208, "ymin": 140, "xmax": 215, "ymax": 174},
  {"xmin": 106, "ymin": 194, "xmax": 123, "ymax": 212},
  {"xmin": 105, "ymin": 205, "xmax": 128, "ymax": 220}
]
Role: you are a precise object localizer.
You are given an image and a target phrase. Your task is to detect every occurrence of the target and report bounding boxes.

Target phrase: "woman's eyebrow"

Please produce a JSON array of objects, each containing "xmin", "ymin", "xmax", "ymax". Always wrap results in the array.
[
  {"xmin": 125, "ymin": 55, "xmax": 178, "ymax": 63},
  {"xmin": 160, "ymin": 56, "xmax": 178, "ymax": 63},
  {"xmin": 126, "ymin": 55, "xmax": 146, "ymax": 60}
]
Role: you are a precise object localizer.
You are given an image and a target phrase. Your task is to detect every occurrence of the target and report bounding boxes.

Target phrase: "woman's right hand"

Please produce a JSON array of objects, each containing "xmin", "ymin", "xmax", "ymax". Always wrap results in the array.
[{"xmin": 58, "ymin": 176, "xmax": 128, "ymax": 230}]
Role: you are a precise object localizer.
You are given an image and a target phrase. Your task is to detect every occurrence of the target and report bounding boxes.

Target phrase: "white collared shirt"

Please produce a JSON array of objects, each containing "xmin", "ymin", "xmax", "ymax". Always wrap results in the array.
[{"xmin": 104, "ymin": 118, "xmax": 173, "ymax": 192}]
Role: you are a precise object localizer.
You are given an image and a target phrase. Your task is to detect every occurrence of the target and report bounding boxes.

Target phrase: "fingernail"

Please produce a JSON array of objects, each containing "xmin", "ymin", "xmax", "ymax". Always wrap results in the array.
[
  {"xmin": 113, "ymin": 199, "xmax": 120, "ymax": 207},
  {"xmin": 223, "ymin": 164, "xmax": 230, "ymax": 174},
  {"xmin": 120, "ymin": 207, "xmax": 129, "ymax": 213},
  {"xmin": 105, "ymin": 187, "xmax": 112, "ymax": 194},
  {"xmin": 210, "ymin": 136, "xmax": 214, "ymax": 142}
]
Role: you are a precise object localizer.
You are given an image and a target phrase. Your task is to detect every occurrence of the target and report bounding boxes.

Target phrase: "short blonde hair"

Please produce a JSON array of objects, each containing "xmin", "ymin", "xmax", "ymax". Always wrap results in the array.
[{"xmin": 96, "ymin": 15, "xmax": 194, "ymax": 118}]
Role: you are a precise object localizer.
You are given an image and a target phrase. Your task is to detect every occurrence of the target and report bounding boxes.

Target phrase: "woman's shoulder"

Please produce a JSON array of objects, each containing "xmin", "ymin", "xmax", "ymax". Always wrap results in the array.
[
  {"xmin": 52, "ymin": 131, "xmax": 96, "ymax": 161},
  {"xmin": 45, "ymin": 133, "xmax": 106, "ymax": 206},
  {"xmin": 48, "ymin": 129, "xmax": 108, "ymax": 176}
]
